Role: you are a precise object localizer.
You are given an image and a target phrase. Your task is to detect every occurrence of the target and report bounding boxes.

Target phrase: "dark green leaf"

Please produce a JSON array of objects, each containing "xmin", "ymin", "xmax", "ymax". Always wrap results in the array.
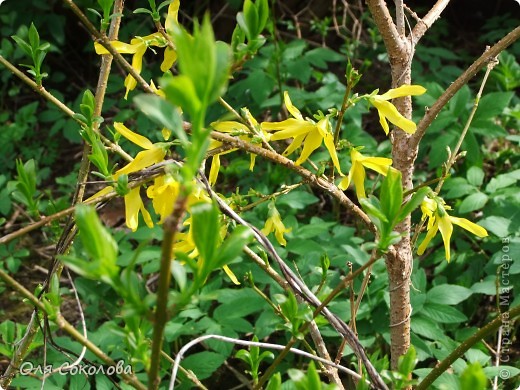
[{"xmin": 181, "ymin": 351, "xmax": 226, "ymax": 380}]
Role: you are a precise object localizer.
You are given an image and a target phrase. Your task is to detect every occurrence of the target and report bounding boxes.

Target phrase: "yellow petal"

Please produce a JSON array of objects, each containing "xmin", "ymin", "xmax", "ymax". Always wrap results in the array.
[
  {"xmin": 377, "ymin": 106, "xmax": 390, "ymax": 135},
  {"xmin": 165, "ymin": 0, "xmax": 180, "ymax": 34},
  {"xmin": 295, "ymin": 129, "xmax": 322, "ymax": 166},
  {"xmin": 338, "ymin": 175, "xmax": 350, "ymax": 191},
  {"xmin": 209, "ymin": 154, "xmax": 221, "ymax": 186},
  {"xmin": 319, "ymin": 119, "xmax": 342, "ymax": 174},
  {"xmin": 449, "ymin": 216, "xmax": 488, "ymax": 238},
  {"xmin": 114, "ymin": 122, "xmax": 154, "ymax": 149},
  {"xmin": 360, "ymin": 156, "xmax": 393, "ymax": 176},
  {"xmin": 371, "ymin": 99, "xmax": 417, "ymax": 134},
  {"xmin": 161, "ymin": 128, "xmax": 172, "ymax": 140},
  {"xmin": 85, "ymin": 186, "xmax": 114, "ymax": 202},
  {"xmin": 212, "ymin": 121, "xmax": 249, "ymax": 133},
  {"xmin": 124, "ymin": 187, "xmax": 142, "ymax": 231},
  {"xmin": 352, "ymin": 163, "xmax": 367, "ymax": 199},
  {"xmin": 116, "ymin": 147, "xmax": 166, "ymax": 176},
  {"xmin": 379, "ymin": 85, "xmax": 426, "ymax": 100},
  {"xmin": 249, "ymin": 153, "xmax": 257, "ymax": 171},
  {"xmin": 283, "ymin": 133, "xmax": 306, "ymax": 156},
  {"xmin": 223, "ymin": 265, "xmax": 241, "ymax": 285},
  {"xmin": 94, "ymin": 41, "xmax": 139, "ymax": 55},
  {"xmin": 437, "ymin": 215, "xmax": 453, "ymax": 261},
  {"xmin": 265, "ymin": 120, "xmax": 316, "ymax": 140},
  {"xmin": 161, "ymin": 46, "xmax": 177, "ymax": 72},
  {"xmin": 261, "ymin": 219, "xmax": 274, "ymax": 236},
  {"xmin": 417, "ymin": 220, "xmax": 439, "ymax": 255},
  {"xmin": 283, "ymin": 91, "xmax": 303, "ymax": 120},
  {"xmin": 141, "ymin": 202, "xmax": 154, "ymax": 228}
]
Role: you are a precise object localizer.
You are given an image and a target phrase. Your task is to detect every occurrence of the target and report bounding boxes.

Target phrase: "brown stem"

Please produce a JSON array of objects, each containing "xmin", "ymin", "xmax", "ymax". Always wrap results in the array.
[
  {"xmin": 148, "ymin": 193, "xmax": 189, "ymax": 389},
  {"xmin": 411, "ymin": 26, "xmax": 520, "ymax": 151},
  {"xmin": 416, "ymin": 305, "xmax": 520, "ymax": 390}
]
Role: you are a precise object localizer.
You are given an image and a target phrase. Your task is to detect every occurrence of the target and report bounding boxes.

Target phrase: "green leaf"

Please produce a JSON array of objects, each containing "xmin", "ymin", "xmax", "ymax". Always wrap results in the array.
[
  {"xmin": 161, "ymin": 73, "xmax": 201, "ymax": 121},
  {"xmin": 191, "ymin": 201, "xmax": 220, "ymax": 266},
  {"xmin": 473, "ymin": 92, "xmax": 513, "ymax": 121},
  {"xmin": 396, "ymin": 187, "xmax": 430, "ymax": 223},
  {"xmin": 11, "ymin": 35, "xmax": 32, "ymax": 57},
  {"xmin": 479, "ymin": 216, "xmax": 510, "ymax": 237},
  {"xmin": 181, "ymin": 351, "xmax": 226, "ymax": 380},
  {"xmin": 73, "ymin": 204, "xmax": 119, "ymax": 282},
  {"xmin": 458, "ymin": 192, "xmax": 488, "ymax": 213},
  {"xmin": 398, "ymin": 346, "xmax": 417, "ymax": 377},
  {"xmin": 306, "ymin": 361, "xmax": 321, "ymax": 389},
  {"xmin": 380, "ymin": 168, "xmax": 403, "ymax": 224},
  {"xmin": 133, "ymin": 94, "xmax": 187, "ymax": 145},
  {"xmin": 460, "ymin": 363, "xmax": 487, "ymax": 390},
  {"xmin": 421, "ymin": 302, "xmax": 467, "ymax": 323},
  {"xmin": 265, "ymin": 373, "xmax": 282, "ymax": 390},
  {"xmin": 426, "ymin": 284, "xmax": 473, "ymax": 305},
  {"xmin": 449, "ymin": 85, "xmax": 470, "ymax": 117},
  {"xmin": 467, "ymin": 166, "xmax": 485, "ymax": 187},
  {"xmin": 243, "ymin": 0, "xmax": 259, "ymax": 38},
  {"xmin": 28, "ymin": 23, "xmax": 40, "ymax": 50},
  {"xmin": 214, "ymin": 225, "xmax": 253, "ymax": 268}
]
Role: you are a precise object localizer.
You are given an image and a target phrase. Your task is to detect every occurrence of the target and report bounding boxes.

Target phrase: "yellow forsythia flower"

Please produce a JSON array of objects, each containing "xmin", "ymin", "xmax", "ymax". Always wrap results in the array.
[
  {"xmin": 262, "ymin": 203, "xmax": 291, "ymax": 246},
  {"xmin": 93, "ymin": 0, "xmax": 180, "ymax": 99},
  {"xmin": 261, "ymin": 91, "xmax": 342, "ymax": 174},
  {"xmin": 369, "ymin": 85, "xmax": 426, "ymax": 135},
  {"xmin": 338, "ymin": 148, "xmax": 393, "ymax": 199},
  {"xmin": 417, "ymin": 197, "xmax": 488, "ymax": 261}
]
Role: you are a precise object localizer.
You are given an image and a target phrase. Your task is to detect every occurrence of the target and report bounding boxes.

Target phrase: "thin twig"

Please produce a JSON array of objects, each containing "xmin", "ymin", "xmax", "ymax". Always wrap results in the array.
[
  {"xmin": 416, "ymin": 305, "xmax": 520, "ymax": 390},
  {"xmin": 168, "ymin": 334, "xmax": 367, "ymax": 389}
]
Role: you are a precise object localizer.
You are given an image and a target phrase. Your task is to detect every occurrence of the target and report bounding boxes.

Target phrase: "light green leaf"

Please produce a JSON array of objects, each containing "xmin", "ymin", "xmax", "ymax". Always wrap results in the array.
[
  {"xmin": 380, "ymin": 168, "xmax": 403, "ymax": 223},
  {"xmin": 426, "ymin": 284, "xmax": 473, "ymax": 305},
  {"xmin": 191, "ymin": 202, "xmax": 220, "ymax": 266},
  {"xmin": 458, "ymin": 192, "xmax": 488, "ymax": 213},
  {"xmin": 479, "ymin": 216, "xmax": 510, "ymax": 237},
  {"xmin": 467, "ymin": 166, "xmax": 485, "ymax": 187},
  {"xmin": 214, "ymin": 225, "xmax": 253, "ymax": 269},
  {"xmin": 133, "ymin": 94, "xmax": 187, "ymax": 144},
  {"xmin": 460, "ymin": 363, "xmax": 487, "ymax": 390}
]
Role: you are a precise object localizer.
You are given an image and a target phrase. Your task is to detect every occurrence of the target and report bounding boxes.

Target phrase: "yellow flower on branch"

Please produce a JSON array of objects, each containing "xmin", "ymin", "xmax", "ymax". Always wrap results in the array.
[
  {"xmin": 261, "ymin": 91, "xmax": 342, "ymax": 174},
  {"xmin": 417, "ymin": 197, "xmax": 488, "ymax": 261},
  {"xmin": 338, "ymin": 148, "xmax": 393, "ymax": 199},
  {"xmin": 262, "ymin": 203, "xmax": 291, "ymax": 246},
  {"xmin": 113, "ymin": 123, "xmax": 166, "ymax": 176},
  {"xmin": 368, "ymin": 85, "xmax": 426, "ymax": 135},
  {"xmin": 209, "ymin": 109, "xmax": 269, "ymax": 185},
  {"xmin": 93, "ymin": 0, "xmax": 180, "ymax": 99},
  {"xmin": 87, "ymin": 123, "xmax": 167, "ymax": 231}
]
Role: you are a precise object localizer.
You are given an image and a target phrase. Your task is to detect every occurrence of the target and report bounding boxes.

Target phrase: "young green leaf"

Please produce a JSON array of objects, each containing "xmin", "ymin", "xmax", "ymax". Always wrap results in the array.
[{"xmin": 191, "ymin": 201, "xmax": 220, "ymax": 266}]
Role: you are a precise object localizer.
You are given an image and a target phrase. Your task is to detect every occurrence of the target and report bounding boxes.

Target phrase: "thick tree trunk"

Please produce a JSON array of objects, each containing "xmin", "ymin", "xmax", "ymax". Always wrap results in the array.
[{"xmin": 387, "ymin": 43, "xmax": 416, "ymax": 370}]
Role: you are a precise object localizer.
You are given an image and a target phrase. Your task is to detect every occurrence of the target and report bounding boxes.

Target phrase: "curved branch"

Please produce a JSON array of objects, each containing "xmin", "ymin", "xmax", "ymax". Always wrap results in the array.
[
  {"xmin": 417, "ymin": 305, "xmax": 520, "ymax": 390},
  {"xmin": 366, "ymin": 0, "xmax": 405, "ymax": 58},
  {"xmin": 209, "ymin": 131, "xmax": 374, "ymax": 231},
  {"xmin": 411, "ymin": 25, "xmax": 520, "ymax": 151},
  {"xmin": 411, "ymin": 0, "xmax": 451, "ymax": 43}
]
